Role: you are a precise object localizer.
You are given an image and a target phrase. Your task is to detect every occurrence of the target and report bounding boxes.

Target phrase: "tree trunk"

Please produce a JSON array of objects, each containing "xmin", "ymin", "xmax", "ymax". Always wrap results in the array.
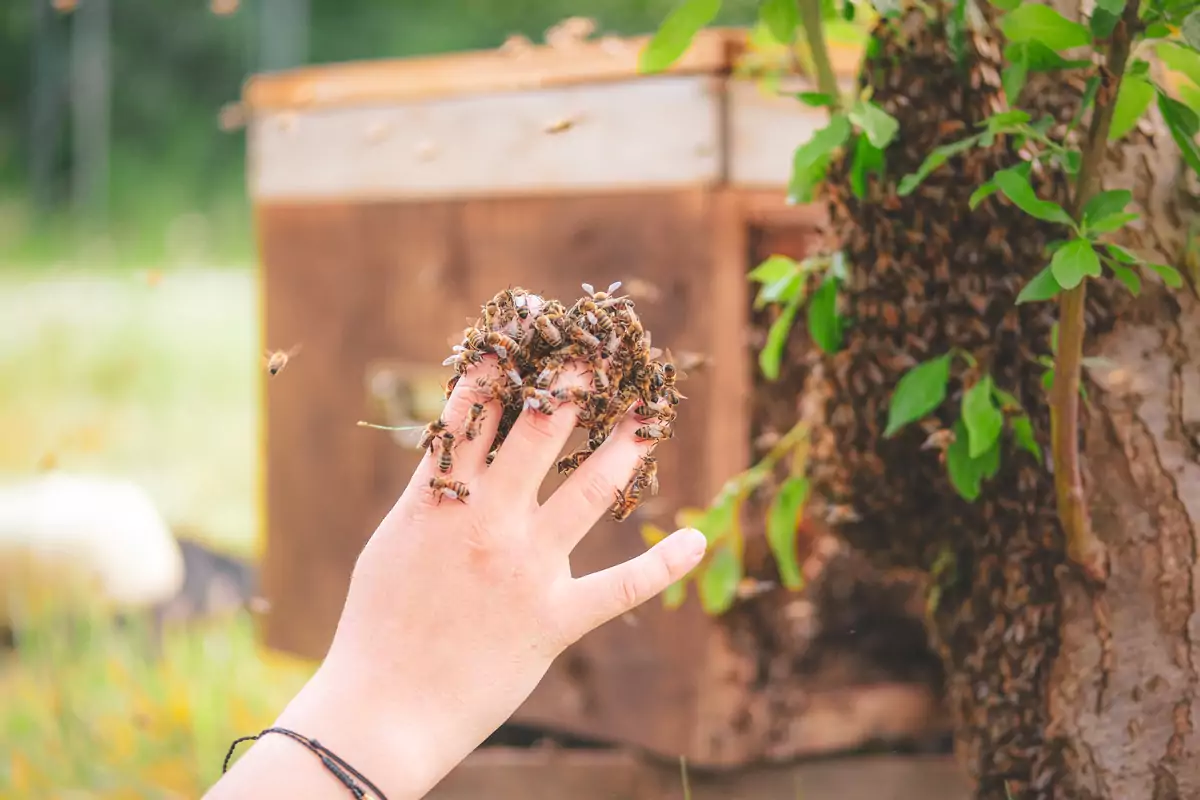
[{"xmin": 801, "ymin": 3, "xmax": 1200, "ymax": 796}]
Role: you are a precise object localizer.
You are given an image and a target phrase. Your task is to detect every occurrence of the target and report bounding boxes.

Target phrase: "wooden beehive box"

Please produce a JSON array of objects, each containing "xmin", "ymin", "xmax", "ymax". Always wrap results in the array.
[{"xmin": 244, "ymin": 29, "xmax": 946, "ymax": 769}]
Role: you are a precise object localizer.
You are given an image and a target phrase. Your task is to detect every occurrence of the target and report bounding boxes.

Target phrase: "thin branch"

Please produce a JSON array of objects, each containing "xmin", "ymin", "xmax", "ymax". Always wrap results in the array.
[
  {"xmin": 797, "ymin": 0, "xmax": 841, "ymax": 105},
  {"xmin": 1051, "ymin": 0, "xmax": 1140, "ymax": 583}
]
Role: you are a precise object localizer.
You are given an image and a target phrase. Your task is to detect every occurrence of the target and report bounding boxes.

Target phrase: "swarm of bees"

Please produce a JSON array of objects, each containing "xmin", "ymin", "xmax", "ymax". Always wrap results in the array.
[{"xmin": 413, "ymin": 282, "xmax": 686, "ymax": 519}]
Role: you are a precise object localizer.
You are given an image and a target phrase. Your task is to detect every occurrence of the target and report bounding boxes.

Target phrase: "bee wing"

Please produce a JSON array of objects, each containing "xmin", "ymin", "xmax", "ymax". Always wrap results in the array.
[
  {"xmin": 287, "ymin": 343, "xmax": 303, "ymax": 357},
  {"xmin": 607, "ymin": 280, "xmax": 622, "ymax": 294},
  {"xmin": 514, "ymin": 294, "xmax": 527, "ymax": 308},
  {"xmin": 581, "ymin": 282, "xmax": 595, "ymax": 296},
  {"xmin": 648, "ymin": 348, "xmax": 664, "ymax": 360},
  {"xmin": 506, "ymin": 369, "xmax": 524, "ymax": 387}
]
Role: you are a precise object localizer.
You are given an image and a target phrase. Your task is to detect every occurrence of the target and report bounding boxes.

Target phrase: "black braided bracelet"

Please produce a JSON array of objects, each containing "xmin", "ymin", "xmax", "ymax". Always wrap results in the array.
[{"xmin": 223, "ymin": 726, "xmax": 389, "ymax": 800}]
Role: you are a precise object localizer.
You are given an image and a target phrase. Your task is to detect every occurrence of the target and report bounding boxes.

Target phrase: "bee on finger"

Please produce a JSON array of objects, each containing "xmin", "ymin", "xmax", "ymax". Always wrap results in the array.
[
  {"xmin": 463, "ymin": 327, "xmax": 487, "ymax": 351},
  {"xmin": 522, "ymin": 386, "xmax": 556, "ymax": 415},
  {"xmin": 429, "ymin": 477, "xmax": 469, "ymax": 504},
  {"xmin": 557, "ymin": 448, "xmax": 593, "ymax": 474},
  {"xmin": 419, "ymin": 417, "xmax": 448, "ymax": 450},
  {"xmin": 633, "ymin": 423, "xmax": 672, "ymax": 442},
  {"xmin": 533, "ymin": 313, "xmax": 563, "ymax": 346},
  {"xmin": 437, "ymin": 432, "xmax": 456, "ymax": 473},
  {"xmin": 464, "ymin": 403, "xmax": 487, "ymax": 440},
  {"xmin": 264, "ymin": 345, "xmax": 302, "ymax": 376}
]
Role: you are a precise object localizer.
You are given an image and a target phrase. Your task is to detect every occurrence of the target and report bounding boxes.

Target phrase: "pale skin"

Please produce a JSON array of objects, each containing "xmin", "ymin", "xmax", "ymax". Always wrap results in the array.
[{"xmin": 205, "ymin": 359, "xmax": 707, "ymax": 800}]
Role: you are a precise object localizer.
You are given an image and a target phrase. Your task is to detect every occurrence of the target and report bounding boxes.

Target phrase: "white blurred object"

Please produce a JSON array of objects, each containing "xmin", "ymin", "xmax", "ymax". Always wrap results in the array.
[{"xmin": 0, "ymin": 472, "xmax": 185, "ymax": 624}]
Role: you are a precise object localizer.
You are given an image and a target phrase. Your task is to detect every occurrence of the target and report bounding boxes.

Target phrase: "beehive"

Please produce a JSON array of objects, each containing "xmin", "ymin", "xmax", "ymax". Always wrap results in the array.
[{"xmin": 243, "ymin": 29, "xmax": 945, "ymax": 767}]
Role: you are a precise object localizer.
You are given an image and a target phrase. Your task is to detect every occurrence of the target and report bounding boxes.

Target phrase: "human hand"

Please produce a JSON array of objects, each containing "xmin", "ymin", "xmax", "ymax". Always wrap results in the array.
[{"xmin": 210, "ymin": 357, "xmax": 706, "ymax": 800}]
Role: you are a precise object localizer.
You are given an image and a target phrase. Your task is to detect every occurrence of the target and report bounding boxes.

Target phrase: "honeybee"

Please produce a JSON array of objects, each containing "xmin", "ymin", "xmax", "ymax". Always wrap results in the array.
[
  {"xmin": 484, "ymin": 331, "xmax": 520, "ymax": 361},
  {"xmin": 736, "ymin": 578, "xmax": 778, "ymax": 599},
  {"xmin": 611, "ymin": 456, "xmax": 657, "ymax": 521},
  {"xmin": 634, "ymin": 423, "xmax": 673, "ymax": 442},
  {"xmin": 535, "ymin": 364, "xmax": 560, "ymax": 390},
  {"xmin": 429, "ymin": 477, "xmax": 469, "ymax": 504},
  {"xmin": 513, "ymin": 292, "xmax": 531, "ymax": 320},
  {"xmin": 464, "ymin": 403, "xmax": 487, "ymax": 440},
  {"xmin": 662, "ymin": 356, "xmax": 688, "ymax": 404},
  {"xmin": 443, "ymin": 345, "xmax": 484, "ymax": 371},
  {"xmin": 557, "ymin": 448, "xmax": 593, "ymax": 474},
  {"xmin": 463, "ymin": 327, "xmax": 487, "ymax": 350},
  {"xmin": 582, "ymin": 281, "xmax": 623, "ymax": 303},
  {"xmin": 522, "ymin": 386, "xmax": 556, "ymax": 415},
  {"xmin": 534, "ymin": 313, "xmax": 563, "ymax": 346},
  {"xmin": 264, "ymin": 345, "xmax": 301, "ymax": 376},
  {"xmin": 824, "ymin": 505, "xmax": 863, "ymax": 525},
  {"xmin": 444, "ymin": 373, "xmax": 461, "ymax": 398},
  {"xmin": 486, "ymin": 449, "xmax": 498, "ymax": 466},
  {"xmin": 419, "ymin": 417, "xmax": 449, "ymax": 450},
  {"xmin": 566, "ymin": 323, "xmax": 601, "ymax": 350},
  {"xmin": 550, "ymin": 386, "xmax": 591, "ymax": 405},
  {"xmin": 437, "ymin": 432, "xmax": 456, "ymax": 473}
]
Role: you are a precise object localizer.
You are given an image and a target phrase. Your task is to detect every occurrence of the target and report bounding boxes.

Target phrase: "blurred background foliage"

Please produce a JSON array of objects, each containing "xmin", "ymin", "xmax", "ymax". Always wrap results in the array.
[{"xmin": 0, "ymin": 0, "xmax": 761, "ymax": 268}]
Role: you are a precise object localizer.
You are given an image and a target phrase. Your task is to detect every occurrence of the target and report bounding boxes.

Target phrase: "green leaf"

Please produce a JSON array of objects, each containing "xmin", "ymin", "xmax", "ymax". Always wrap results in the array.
[
  {"xmin": 1002, "ymin": 57, "xmax": 1029, "ymax": 103},
  {"xmin": 698, "ymin": 545, "xmax": 742, "ymax": 614},
  {"xmin": 1158, "ymin": 90, "xmax": 1200, "ymax": 175},
  {"xmin": 662, "ymin": 578, "xmax": 688, "ymax": 609},
  {"xmin": 797, "ymin": 91, "xmax": 836, "ymax": 107},
  {"xmin": 1016, "ymin": 265, "xmax": 1064, "ymax": 304},
  {"xmin": 993, "ymin": 167, "xmax": 1074, "ymax": 225},
  {"xmin": 1109, "ymin": 76, "xmax": 1155, "ymax": 141},
  {"xmin": 969, "ymin": 181, "xmax": 999, "ymax": 209},
  {"xmin": 989, "ymin": 0, "xmax": 1020, "ymax": 10},
  {"xmin": 1184, "ymin": 9, "xmax": 1200, "ymax": 50},
  {"xmin": 1010, "ymin": 414, "xmax": 1043, "ymax": 464},
  {"xmin": 808, "ymin": 277, "xmax": 844, "ymax": 354},
  {"xmin": 1158, "ymin": 42, "xmax": 1200, "ymax": 89},
  {"xmin": 897, "ymin": 135, "xmax": 981, "ymax": 195},
  {"xmin": 1089, "ymin": 6, "xmax": 1120, "ymax": 39},
  {"xmin": 1105, "ymin": 242, "xmax": 1142, "ymax": 264},
  {"xmin": 849, "ymin": 133, "xmax": 885, "ymax": 199},
  {"xmin": 760, "ymin": 292, "xmax": 803, "ymax": 380},
  {"xmin": 767, "ymin": 477, "xmax": 810, "ymax": 590},
  {"xmin": 990, "ymin": 385, "xmax": 1022, "ymax": 412},
  {"xmin": 962, "ymin": 375, "xmax": 1004, "ymax": 459},
  {"xmin": 1086, "ymin": 212, "xmax": 1140, "ymax": 235},
  {"xmin": 1107, "ymin": 261, "xmax": 1142, "ymax": 295},
  {"xmin": 849, "ymin": 100, "xmax": 900, "ymax": 149},
  {"xmin": 986, "ymin": 110, "xmax": 1032, "ymax": 129},
  {"xmin": 1146, "ymin": 22, "xmax": 1170, "ymax": 39},
  {"xmin": 945, "ymin": 417, "xmax": 1001, "ymax": 502},
  {"xmin": 639, "ymin": 0, "xmax": 723, "ymax": 74},
  {"xmin": 885, "ymin": 354, "xmax": 952, "ymax": 437},
  {"xmin": 1082, "ymin": 189, "xmax": 1132, "ymax": 227},
  {"xmin": 1050, "ymin": 238, "xmax": 1101, "ymax": 289},
  {"xmin": 748, "ymin": 254, "xmax": 798, "ymax": 283},
  {"xmin": 1000, "ymin": 4, "xmax": 1092, "ymax": 50},
  {"xmin": 789, "ymin": 114, "xmax": 852, "ymax": 203},
  {"xmin": 760, "ymin": 0, "xmax": 800, "ymax": 44},
  {"xmin": 755, "ymin": 270, "xmax": 804, "ymax": 308},
  {"xmin": 1149, "ymin": 262, "xmax": 1185, "ymax": 288},
  {"xmin": 843, "ymin": 0, "xmax": 857, "ymax": 21}
]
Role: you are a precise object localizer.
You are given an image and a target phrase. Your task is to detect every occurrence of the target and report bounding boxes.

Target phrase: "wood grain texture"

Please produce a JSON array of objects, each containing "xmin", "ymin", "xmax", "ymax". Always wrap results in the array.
[
  {"xmin": 242, "ymin": 28, "xmax": 864, "ymax": 112},
  {"xmin": 427, "ymin": 749, "xmax": 970, "ymax": 800},
  {"xmin": 248, "ymin": 75, "xmax": 725, "ymax": 201}
]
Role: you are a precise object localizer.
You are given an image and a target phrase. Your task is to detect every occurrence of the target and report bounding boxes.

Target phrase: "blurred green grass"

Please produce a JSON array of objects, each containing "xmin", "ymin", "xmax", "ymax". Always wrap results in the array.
[
  {"xmin": 0, "ymin": 265, "xmax": 324, "ymax": 797},
  {"xmin": 0, "ymin": 266, "xmax": 260, "ymax": 559}
]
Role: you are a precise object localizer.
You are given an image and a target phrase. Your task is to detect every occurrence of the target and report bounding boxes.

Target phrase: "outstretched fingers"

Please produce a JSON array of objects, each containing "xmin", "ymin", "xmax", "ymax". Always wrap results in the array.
[
  {"xmin": 557, "ymin": 529, "xmax": 707, "ymax": 645},
  {"xmin": 409, "ymin": 358, "xmax": 503, "ymax": 493}
]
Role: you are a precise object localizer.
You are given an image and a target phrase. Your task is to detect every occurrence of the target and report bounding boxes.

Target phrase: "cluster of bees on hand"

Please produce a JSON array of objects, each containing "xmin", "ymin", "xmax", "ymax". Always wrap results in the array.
[{"xmin": 418, "ymin": 282, "xmax": 687, "ymax": 520}]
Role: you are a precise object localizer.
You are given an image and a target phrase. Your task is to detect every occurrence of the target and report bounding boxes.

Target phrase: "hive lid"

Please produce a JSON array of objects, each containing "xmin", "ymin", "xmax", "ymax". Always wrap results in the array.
[{"xmin": 242, "ymin": 27, "xmax": 861, "ymax": 112}]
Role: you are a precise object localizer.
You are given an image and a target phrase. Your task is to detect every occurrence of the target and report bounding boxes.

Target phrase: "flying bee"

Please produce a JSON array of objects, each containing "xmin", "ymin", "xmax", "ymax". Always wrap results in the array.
[
  {"xmin": 736, "ymin": 578, "xmax": 778, "ymax": 600},
  {"xmin": 824, "ymin": 504, "xmax": 863, "ymax": 525},
  {"xmin": 419, "ymin": 417, "xmax": 449, "ymax": 450},
  {"xmin": 437, "ymin": 432, "xmax": 456, "ymax": 473},
  {"xmin": 533, "ymin": 313, "xmax": 563, "ymax": 346},
  {"xmin": 429, "ymin": 477, "xmax": 469, "ymax": 504},
  {"xmin": 264, "ymin": 345, "xmax": 301, "ymax": 376},
  {"xmin": 522, "ymin": 386, "xmax": 556, "ymax": 415},
  {"xmin": 464, "ymin": 403, "xmax": 487, "ymax": 440},
  {"xmin": 484, "ymin": 331, "xmax": 520, "ymax": 361},
  {"xmin": 634, "ymin": 423, "xmax": 673, "ymax": 442}
]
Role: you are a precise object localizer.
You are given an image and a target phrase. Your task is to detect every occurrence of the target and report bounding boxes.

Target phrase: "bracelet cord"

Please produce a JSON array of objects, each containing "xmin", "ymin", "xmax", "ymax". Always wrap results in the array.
[{"xmin": 223, "ymin": 726, "xmax": 389, "ymax": 800}]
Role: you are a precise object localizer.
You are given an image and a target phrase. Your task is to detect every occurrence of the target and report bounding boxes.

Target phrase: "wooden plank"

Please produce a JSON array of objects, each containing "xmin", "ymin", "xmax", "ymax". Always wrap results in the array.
[
  {"xmin": 242, "ymin": 28, "xmax": 864, "ymax": 112},
  {"xmin": 247, "ymin": 75, "xmax": 725, "ymax": 202},
  {"xmin": 257, "ymin": 199, "xmax": 462, "ymax": 658},
  {"xmin": 428, "ymin": 749, "xmax": 971, "ymax": 800}
]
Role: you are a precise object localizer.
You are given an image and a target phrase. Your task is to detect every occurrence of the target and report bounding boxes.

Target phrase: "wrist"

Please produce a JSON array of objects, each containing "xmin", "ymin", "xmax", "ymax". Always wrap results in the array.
[{"xmin": 273, "ymin": 660, "xmax": 451, "ymax": 800}]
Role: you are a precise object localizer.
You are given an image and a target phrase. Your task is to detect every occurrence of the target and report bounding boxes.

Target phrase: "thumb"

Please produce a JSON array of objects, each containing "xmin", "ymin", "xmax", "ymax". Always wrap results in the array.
[{"xmin": 561, "ymin": 528, "xmax": 707, "ymax": 644}]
